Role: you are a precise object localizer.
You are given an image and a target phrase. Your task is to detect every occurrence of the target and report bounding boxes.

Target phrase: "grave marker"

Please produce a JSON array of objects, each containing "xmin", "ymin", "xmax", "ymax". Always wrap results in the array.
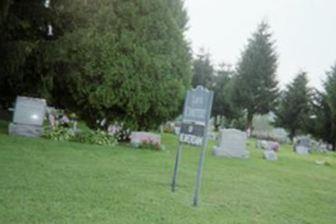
[{"xmin": 9, "ymin": 96, "xmax": 47, "ymax": 137}]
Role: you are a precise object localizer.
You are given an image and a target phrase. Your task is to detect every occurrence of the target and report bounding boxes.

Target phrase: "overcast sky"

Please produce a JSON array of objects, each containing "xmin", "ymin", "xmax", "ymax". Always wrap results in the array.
[{"xmin": 184, "ymin": 0, "xmax": 336, "ymax": 90}]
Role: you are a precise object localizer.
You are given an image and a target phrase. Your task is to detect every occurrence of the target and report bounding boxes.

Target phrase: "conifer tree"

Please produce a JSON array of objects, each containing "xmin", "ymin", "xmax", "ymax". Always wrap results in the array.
[
  {"xmin": 192, "ymin": 51, "xmax": 214, "ymax": 89},
  {"xmin": 234, "ymin": 22, "xmax": 279, "ymax": 129},
  {"xmin": 274, "ymin": 72, "xmax": 311, "ymax": 140},
  {"xmin": 323, "ymin": 64, "xmax": 336, "ymax": 150}
]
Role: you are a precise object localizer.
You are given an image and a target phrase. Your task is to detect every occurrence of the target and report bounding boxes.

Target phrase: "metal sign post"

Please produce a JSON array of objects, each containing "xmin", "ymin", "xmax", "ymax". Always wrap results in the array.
[
  {"xmin": 171, "ymin": 86, "xmax": 213, "ymax": 206},
  {"xmin": 193, "ymin": 139, "xmax": 208, "ymax": 206},
  {"xmin": 171, "ymin": 142, "xmax": 182, "ymax": 192}
]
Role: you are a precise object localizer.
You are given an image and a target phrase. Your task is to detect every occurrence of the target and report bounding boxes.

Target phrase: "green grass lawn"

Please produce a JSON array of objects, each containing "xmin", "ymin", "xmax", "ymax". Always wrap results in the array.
[{"xmin": 0, "ymin": 120, "xmax": 335, "ymax": 224}]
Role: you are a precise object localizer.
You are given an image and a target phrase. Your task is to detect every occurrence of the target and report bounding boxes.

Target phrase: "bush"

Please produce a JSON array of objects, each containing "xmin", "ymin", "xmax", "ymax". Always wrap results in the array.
[
  {"xmin": 73, "ymin": 130, "xmax": 117, "ymax": 146},
  {"xmin": 43, "ymin": 126, "xmax": 74, "ymax": 141},
  {"xmin": 44, "ymin": 127, "xmax": 117, "ymax": 146}
]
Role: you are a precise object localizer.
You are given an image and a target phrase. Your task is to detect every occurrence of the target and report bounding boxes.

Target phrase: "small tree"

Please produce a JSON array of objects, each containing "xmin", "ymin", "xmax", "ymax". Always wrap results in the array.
[
  {"xmin": 306, "ymin": 91, "xmax": 333, "ymax": 149},
  {"xmin": 191, "ymin": 50, "xmax": 214, "ymax": 89},
  {"xmin": 212, "ymin": 64, "xmax": 243, "ymax": 130},
  {"xmin": 234, "ymin": 22, "xmax": 279, "ymax": 129},
  {"xmin": 324, "ymin": 64, "xmax": 336, "ymax": 150},
  {"xmin": 274, "ymin": 72, "xmax": 312, "ymax": 140}
]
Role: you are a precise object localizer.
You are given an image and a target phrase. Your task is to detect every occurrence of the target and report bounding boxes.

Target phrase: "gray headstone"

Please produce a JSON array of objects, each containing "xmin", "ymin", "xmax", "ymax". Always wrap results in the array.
[
  {"xmin": 9, "ymin": 96, "xmax": 47, "ymax": 137},
  {"xmin": 13, "ymin": 96, "xmax": 46, "ymax": 126},
  {"xmin": 294, "ymin": 137, "xmax": 311, "ymax": 155},
  {"xmin": 263, "ymin": 150, "xmax": 278, "ymax": 161},
  {"xmin": 213, "ymin": 129, "xmax": 249, "ymax": 158}
]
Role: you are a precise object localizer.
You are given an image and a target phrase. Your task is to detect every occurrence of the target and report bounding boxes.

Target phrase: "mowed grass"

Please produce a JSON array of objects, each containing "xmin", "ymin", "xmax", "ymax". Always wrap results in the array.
[{"xmin": 0, "ymin": 120, "xmax": 335, "ymax": 224}]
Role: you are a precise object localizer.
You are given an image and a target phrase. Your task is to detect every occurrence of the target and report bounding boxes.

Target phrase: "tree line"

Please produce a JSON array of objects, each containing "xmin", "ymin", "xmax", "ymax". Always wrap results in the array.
[
  {"xmin": 192, "ymin": 22, "xmax": 336, "ymax": 150},
  {"xmin": 0, "ymin": 1, "xmax": 335, "ymax": 150}
]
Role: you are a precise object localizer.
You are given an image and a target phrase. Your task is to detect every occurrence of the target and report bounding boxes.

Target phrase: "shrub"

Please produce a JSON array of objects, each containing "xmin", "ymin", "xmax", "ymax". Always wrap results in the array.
[
  {"xmin": 72, "ymin": 130, "xmax": 117, "ymax": 146},
  {"xmin": 44, "ymin": 127, "xmax": 117, "ymax": 146},
  {"xmin": 43, "ymin": 126, "xmax": 74, "ymax": 141}
]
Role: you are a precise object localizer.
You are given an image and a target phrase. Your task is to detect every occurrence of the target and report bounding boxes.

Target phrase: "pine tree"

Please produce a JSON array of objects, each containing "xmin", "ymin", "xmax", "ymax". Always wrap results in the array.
[
  {"xmin": 306, "ymin": 91, "xmax": 333, "ymax": 149},
  {"xmin": 212, "ymin": 64, "xmax": 243, "ymax": 130},
  {"xmin": 191, "ymin": 51, "xmax": 214, "ymax": 89},
  {"xmin": 274, "ymin": 72, "xmax": 312, "ymax": 140},
  {"xmin": 324, "ymin": 64, "xmax": 336, "ymax": 150},
  {"xmin": 234, "ymin": 22, "xmax": 279, "ymax": 129}
]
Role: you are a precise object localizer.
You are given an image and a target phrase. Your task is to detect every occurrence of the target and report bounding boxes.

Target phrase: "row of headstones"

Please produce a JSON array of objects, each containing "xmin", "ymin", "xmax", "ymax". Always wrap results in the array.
[
  {"xmin": 8, "ymin": 96, "xmax": 331, "ymax": 156},
  {"xmin": 212, "ymin": 129, "xmax": 331, "ymax": 161}
]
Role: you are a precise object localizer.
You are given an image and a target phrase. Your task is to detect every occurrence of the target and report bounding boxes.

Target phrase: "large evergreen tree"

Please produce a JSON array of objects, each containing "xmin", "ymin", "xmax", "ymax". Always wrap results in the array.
[
  {"xmin": 234, "ymin": 22, "xmax": 279, "ymax": 129},
  {"xmin": 46, "ymin": 0, "xmax": 192, "ymax": 130},
  {"xmin": 274, "ymin": 72, "xmax": 312, "ymax": 140}
]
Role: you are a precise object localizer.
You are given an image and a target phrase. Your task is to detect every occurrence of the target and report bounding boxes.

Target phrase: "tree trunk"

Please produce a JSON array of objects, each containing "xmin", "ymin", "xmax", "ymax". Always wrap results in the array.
[
  {"xmin": 214, "ymin": 115, "xmax": 221, "ymax": 131},
  {"xmin": 246, "ymin": 110, "xmax": 253, "ymax": 131},
  {"xmin": 289, "ymin": 128, "xmax": 296, "ymax": 142}
]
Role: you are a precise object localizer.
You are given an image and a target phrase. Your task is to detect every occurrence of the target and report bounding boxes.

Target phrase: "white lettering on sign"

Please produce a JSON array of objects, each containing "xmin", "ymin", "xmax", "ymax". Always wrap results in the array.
[
  {"xmin": 179, "ymin": 133, "xmax": 203, "ymax": 146},
  {"xmin": 191, "ymin": 96, "xmax": 204, "ymax": 106},
  {"xmin": 185, "ymin": 107, "xmax": 207, "ymax": 120}
]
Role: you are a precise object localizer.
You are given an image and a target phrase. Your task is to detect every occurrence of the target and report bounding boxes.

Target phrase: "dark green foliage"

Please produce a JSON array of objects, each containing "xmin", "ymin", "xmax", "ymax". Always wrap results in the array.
[
  {"xmin": 212, "ymin": 64, "xmax": 244, "ymax": 129},
  {"xmin": 0, "ymin": 0, "xmax": 54, "ymax": 107},
  {"xmin": 324, "ymin": 64, "xmax": 336, "ymax": 150},
  {"xmin": 43, "ymin": 126, "xmax": 74, "ymax": 142},
  {"xmin": 73, "ymin": 130, "xmax": 117, "ymax": 146},
  {"xmin": 274, "ymin": 72, "xmax": 312, "ymax": 140},
  {"xmin": 234, "ymin": 22, "xmax": 279, "ymax": 128},
  {"xmin": 308, "ymin": 65, "xmax": 336, "ymax": 150},
  {"xmin": 306, "ymin": 91, "xmax": 333, "ymax": 148},
  {"xmin": 0, "ymin": 0, "xmax": 191, "ymax": 130},
  {"xmin": 46, "ymin": 0, "xmax": 191, "ymax": 130},
  {"xmin": 305, "ymin": 65, "xmax": 336, "ymax": 151},
  {"xmin": 0, "ymin": 0, "xmax": 11, "ymax": 24},
  {"xmin": 191, "ymin": 51, "xmax": 243, "ymax": 130}
]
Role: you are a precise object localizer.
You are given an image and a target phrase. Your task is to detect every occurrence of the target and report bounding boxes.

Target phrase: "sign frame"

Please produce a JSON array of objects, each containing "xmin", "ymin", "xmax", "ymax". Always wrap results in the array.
[{"xmin": 171, "ymin": 86, "xmax": 214, "ymax": 206}]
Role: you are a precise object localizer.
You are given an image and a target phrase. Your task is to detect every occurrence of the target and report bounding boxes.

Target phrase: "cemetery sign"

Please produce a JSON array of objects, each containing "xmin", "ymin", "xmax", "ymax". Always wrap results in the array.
[
  {"xmin": 172, "ymin": 86, "xmax": 214, "ymax": 207},
  {"xmin": 179, "ymin": 86, "xmax": 213, "ymax": 146}
]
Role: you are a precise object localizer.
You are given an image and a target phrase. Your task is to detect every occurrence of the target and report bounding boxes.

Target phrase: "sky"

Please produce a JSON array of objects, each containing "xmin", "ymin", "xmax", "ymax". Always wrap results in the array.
[{"xmin": 184, "ymin": 0, "xmax": 336, "ymax": 90}]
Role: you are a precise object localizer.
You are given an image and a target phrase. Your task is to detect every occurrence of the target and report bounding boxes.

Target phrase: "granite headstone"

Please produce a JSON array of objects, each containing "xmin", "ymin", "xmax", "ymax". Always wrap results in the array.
[
  {"xmin": 294, "ymin": 137, "xmax": 311, "ymax": 155},
  {"xmin": 213, "ymin": 129, "xmax": 249, "ymax": 158},
  {"xmin": 9, "ymin": 96, "xmax": 46, "ymax": 137}
]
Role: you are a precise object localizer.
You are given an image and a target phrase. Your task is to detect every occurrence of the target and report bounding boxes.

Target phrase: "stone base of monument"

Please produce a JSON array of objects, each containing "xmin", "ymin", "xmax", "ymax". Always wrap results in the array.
[
  {"xmin": 8, "ymin": 123, "xmax": 44, "ymax": 138},
  {"xmin": 213, "ymin": 146, "xmax": 250, "ymax": 158},
  {"xmin": 295, "ymin": 145, "xmax": 310, "ymax": 155}
]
